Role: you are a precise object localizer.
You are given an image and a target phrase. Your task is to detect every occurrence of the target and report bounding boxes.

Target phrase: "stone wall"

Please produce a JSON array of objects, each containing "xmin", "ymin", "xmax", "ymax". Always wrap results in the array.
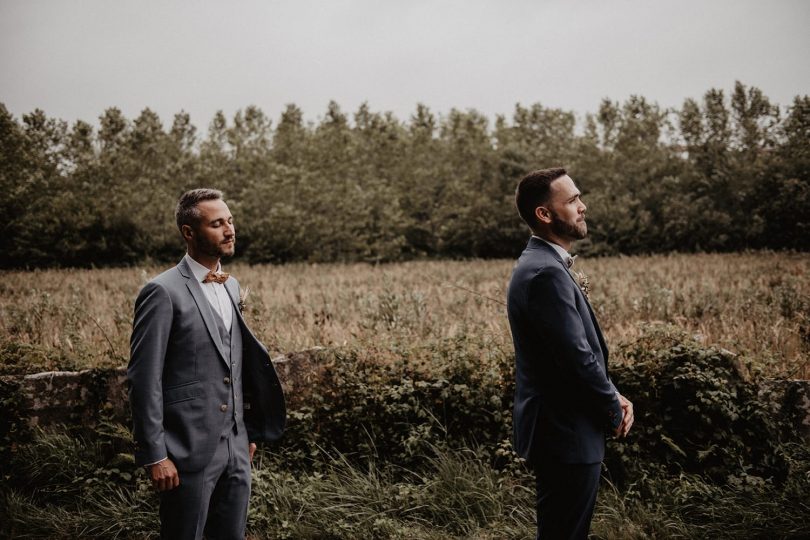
[
  {"xmin": 0, "ymin": 349, "xmax": 330, "ymax": 432},
  {"xmin": 1, "ymin": 351, "xmax": 808, "ymax": 442}
]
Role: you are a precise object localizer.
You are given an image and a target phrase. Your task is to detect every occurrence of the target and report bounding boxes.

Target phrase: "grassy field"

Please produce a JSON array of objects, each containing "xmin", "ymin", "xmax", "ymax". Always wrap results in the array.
[
  {"xmin": 2, "ymin": 251, "xmax": 810, "ymax": 538},
  {"xmin": 1, "ymin": 252, "xmax": 808, "ymax": 378}
]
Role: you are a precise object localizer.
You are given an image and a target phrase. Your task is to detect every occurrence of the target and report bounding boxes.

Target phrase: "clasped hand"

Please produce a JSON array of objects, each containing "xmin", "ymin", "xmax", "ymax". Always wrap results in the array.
[{"xmin": 613, "ymin": 394, "xmax": 634, "ymax": 438}]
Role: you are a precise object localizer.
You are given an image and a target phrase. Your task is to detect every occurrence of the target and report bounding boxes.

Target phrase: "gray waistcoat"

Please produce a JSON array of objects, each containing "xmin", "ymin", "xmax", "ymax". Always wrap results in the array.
[{"xmin": 213, "ymin": 310, "xmax": 242, "ymax": 437}]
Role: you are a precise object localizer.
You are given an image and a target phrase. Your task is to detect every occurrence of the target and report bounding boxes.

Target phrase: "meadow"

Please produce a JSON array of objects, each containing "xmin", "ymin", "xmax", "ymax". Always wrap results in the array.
[
  {"xmin": 1, "ymin": 252, "xmax": 809, "ymax": 539},
  {"xmin": 1, "ymin": 252, "xmax": 808, "ymax": 378}
]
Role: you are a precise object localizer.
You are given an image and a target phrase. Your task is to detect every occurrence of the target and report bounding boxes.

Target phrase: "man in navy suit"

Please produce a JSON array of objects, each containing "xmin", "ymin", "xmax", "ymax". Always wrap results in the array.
[
  {"xmin": 129, "ymin": 188, "xmax": 285, "ymax": 539},
  {"xmin": 507, "ymin": 168, "xmax": 633, "ymax": 539}
]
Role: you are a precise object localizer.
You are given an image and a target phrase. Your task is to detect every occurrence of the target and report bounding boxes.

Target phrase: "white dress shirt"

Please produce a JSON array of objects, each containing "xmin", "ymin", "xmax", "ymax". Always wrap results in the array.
[{"xmin": 184, "ymin": 254, "xmax": 233, "ymax": 331}]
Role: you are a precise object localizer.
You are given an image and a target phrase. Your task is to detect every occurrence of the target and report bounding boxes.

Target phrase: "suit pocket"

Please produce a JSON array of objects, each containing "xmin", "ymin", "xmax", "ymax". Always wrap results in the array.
[{"xmin": 163, "ymin": 380, "xmax": 204, "ymax": 405}]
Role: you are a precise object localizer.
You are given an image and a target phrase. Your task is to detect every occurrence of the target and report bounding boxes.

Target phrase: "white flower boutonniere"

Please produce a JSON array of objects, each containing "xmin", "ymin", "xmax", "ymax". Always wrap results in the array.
[
  {"xmin": 572, "ymin": 271, "xmax": 590, "ymax": 300},
  {"xmin": 238, "ymin": 286, "xmax": 250, "ymax": 314}
]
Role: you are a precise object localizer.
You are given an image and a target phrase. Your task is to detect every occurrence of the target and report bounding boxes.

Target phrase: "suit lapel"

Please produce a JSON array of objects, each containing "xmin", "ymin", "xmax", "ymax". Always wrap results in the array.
[
  {"xmin": 533, "ymin": 239, "xmax": 609, "ymax": 362},
  {"xmin": 178, "ymin": 258, "xmax": 230, "ymax": 366},
  {"xmin": 224, "ymin": 278, "xmax": 271, "ymax": 357},
  {"xmin": 563, "ymin": 262, "xmax": 609, "ymax": 362},
  {"xmin": 590, "ymin": 305, "xmax": 609, "ymax": 363},
  {"xmin": 225, "ymin": 279, "xmax": 240, "ymax": 312},
  {"xmin": 224, "ymin": 279, "xmax": 248, "ymax": 336},
  {"xmin": 566, "ymin": 265, "xmax": 610, "ymax": 364}
]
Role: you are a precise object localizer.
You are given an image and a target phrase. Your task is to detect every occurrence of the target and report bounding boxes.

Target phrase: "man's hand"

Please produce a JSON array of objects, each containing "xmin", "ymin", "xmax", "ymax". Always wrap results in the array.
[
  {"xmin": 249, "ymin": 442, "xmax": 257, "ymax": 463},
  {"xmin": 614, "ymin": 394, "xmax": 634, "ymax": 438},
  {"xmin": 148, "ymin": 458, "xmax": 180, "ymax": 492}
]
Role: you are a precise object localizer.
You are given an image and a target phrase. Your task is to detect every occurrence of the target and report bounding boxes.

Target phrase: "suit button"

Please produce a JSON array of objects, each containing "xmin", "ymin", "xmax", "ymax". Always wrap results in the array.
[
  {"xmin": 224, "ymin": 377, "xmax": 231, "ymax": 384},
  {"xmin": 220, "ymin": 404, "xmax": 228, "ymax": 412}
]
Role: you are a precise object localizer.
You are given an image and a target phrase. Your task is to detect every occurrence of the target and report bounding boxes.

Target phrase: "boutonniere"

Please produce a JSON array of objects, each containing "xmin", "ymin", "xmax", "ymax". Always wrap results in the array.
[
  {"xmin": 238, "ymin": 286, "xmax": 250, "ymax": 314},
  {"xmin": 572, "ymin": 271, "xmax": 590, "ymax": 300}
]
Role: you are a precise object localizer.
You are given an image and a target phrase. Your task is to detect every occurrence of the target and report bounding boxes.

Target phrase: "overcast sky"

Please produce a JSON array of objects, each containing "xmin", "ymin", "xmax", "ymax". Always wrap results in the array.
[{"xmin": 1, "ymin": 0, "xmax": 808, "ymax": 130}]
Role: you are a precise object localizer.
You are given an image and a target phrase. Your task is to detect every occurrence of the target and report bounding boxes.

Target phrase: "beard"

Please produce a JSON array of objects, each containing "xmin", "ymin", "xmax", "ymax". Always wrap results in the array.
[
  {"xmin": 195, "ymin": 233, "xmax": 235, "ymax": 259},
  {"xmin": 550, "ymin": 209, "xmax": 587, "ymax": 240}
]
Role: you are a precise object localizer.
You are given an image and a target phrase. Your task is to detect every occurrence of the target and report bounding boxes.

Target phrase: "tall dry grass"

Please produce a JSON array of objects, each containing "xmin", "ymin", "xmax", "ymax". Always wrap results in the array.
[
  {"xmin": 4, "ymin": 432, "xmax": 807, "ymax": 539},
  {"xmin": 1, "ymin": 252, "xmax": 807, "ymax": 378}
]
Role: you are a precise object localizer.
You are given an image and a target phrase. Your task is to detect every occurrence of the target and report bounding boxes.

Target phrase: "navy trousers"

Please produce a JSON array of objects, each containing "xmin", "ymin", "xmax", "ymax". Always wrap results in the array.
[
  {"xmin": 535, "ymin": 461, "xmax": 601, "ymax": 540},
  {"xmin": 159, "ymin": 427, "xmax": 251, "ymax": 540}
]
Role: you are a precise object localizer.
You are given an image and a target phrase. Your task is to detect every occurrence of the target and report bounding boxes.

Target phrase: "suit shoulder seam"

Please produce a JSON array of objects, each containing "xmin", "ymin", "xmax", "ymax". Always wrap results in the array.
[{"xmin": 140, "ymin": 278, "xmax": 174, "ymax": 310}]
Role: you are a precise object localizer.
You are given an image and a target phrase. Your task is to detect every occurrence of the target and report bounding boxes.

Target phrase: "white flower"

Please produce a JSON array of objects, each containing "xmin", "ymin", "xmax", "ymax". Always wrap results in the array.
[
  {"xmin": 238, "ymin": 286, "xmax": 250, "ymax": 314},
  {"xmin": 573, "ymin": 271, "xmax": 590, "ymax": 300}
]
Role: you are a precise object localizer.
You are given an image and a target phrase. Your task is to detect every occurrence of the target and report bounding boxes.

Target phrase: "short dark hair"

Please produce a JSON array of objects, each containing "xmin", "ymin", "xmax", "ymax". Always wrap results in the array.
[
  {"xmin": 175, "ymin": 188, "xmax": 223, "ymax": 232},
  {"xmin": 515, "ymin": 167, "xmax": 567, "ymax": 230}
]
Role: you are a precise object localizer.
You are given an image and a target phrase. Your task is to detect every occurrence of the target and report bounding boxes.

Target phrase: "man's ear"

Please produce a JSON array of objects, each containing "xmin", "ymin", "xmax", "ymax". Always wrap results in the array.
[
  {"xmin": 181, "ymin": 224, "xmax": 194, "ymax": 242},
  {"xmin": 534, "ymin": 206, "xmax": 552, "ymax": 225}
]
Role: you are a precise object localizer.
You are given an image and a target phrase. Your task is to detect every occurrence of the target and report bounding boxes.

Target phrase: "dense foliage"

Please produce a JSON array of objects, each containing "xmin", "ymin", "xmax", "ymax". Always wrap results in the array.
[
  {"xmin": 1, "ymin": 328, "xmax": 808, "ymax": 538},
  {"xmin": 1, "ymin": 81, "xmax": 807, "ymax": 268}
]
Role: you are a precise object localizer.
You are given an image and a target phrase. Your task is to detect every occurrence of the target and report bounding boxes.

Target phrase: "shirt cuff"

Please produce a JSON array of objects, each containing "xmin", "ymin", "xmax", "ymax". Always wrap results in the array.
[{"xmin": 143, "ymin": 457, "xmax": 167, "ymax": 468}]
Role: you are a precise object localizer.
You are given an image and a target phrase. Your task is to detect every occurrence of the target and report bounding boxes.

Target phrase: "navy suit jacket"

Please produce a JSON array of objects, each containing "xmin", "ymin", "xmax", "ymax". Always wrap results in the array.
[
  {"xmin": 128, "ymin": 258, "xmax": 286, "ymax": 472},
  {"xmin": 507, "ymin": 237, "xmax": 621, "ymax": 466}
]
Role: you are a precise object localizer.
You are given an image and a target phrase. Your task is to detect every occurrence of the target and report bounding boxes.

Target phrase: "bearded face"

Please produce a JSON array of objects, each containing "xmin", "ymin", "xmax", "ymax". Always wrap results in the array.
[
  {"xmin": 188, "ymin": 199, "xmax": 236, "ymax": 259},
  {"xmin": 550, "ymin": 207, "xmax": 587, "ymax": 240},
  {"xmin": 192, "ymin": 225, "xmax": 235, "ymax": 258}
]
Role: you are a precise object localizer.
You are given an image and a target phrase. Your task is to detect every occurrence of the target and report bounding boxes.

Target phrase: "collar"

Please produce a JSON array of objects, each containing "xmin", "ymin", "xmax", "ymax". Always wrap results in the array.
[
  {"xmin": 532, "ymin": 235, "xmax": 575, "ymax": 268},
  {"xmin": 184, "ymin": 253, "xmax": 222, "ymax": 283}
]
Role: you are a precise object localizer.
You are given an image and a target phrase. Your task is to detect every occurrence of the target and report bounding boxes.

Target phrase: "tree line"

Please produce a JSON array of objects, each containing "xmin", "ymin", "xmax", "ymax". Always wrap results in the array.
[{"xmin": 0, "ymin": 81, "xmax": 807, "ymax": 268}]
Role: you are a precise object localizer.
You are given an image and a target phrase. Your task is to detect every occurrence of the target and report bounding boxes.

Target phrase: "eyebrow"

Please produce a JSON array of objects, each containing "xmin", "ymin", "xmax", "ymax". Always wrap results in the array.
[{"xmin": 209, "ymin": 216, "xmax": 233, "ymax": 224}]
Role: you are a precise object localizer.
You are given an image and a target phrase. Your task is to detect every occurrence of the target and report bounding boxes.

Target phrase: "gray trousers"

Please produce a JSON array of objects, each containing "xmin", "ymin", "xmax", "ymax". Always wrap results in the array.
[{"xmin": 159, "ymin": 427, "xmax": 251, "ymax": 540}]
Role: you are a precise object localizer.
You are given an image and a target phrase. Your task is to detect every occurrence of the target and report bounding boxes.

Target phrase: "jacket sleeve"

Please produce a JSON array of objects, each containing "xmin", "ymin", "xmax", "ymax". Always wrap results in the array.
[
  {"xmin": 128, "ymin": 281, "xmax": 173, "ymax": 466},
  {"xmin": 528, "ymin": 266, "xmax": 622, "ymax": 431}
]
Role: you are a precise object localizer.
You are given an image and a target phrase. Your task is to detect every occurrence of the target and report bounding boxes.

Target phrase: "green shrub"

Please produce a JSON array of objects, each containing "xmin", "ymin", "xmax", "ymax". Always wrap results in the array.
[
  {"xmin": 274, "ymin": 338, "xmax": 515, "ymax": 471},
  {"xmin": 607, "ymin": 324, "xmax": 795, "ymax": 486},
  {"xmin": 2, "ymin": 328, "xmax": 809, "ymax": 538}
]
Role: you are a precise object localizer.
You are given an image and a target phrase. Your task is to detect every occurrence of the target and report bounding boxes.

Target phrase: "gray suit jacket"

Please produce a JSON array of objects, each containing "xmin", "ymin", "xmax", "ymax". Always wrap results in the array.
[
  {"xmin": 128, "ymin": 257, "xmax": 285, "ymax": 471},
  {"xmin": 507, "ymin": 237, "xmax": 621, "ymax": 466}
]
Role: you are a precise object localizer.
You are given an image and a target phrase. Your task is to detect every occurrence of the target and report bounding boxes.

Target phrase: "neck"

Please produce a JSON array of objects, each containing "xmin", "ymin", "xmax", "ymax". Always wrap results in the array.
[
  {"xmin": 534, "ymin": 231, "xmax": 572, "ymax": 252},
  {"xmin": 187, "ymin": 249, "xmax": 220, "ymax": 272}
]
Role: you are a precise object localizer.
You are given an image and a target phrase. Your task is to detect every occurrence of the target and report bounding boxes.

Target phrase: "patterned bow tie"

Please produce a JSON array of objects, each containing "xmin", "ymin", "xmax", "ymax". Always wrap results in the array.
[{"xmin": 203, "ymin": 271, "xmax": 229, "ymax": 284}]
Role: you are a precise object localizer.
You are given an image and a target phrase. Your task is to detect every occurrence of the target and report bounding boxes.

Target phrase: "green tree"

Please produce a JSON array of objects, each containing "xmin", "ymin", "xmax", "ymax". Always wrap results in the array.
[
  {"xmin": 755, "ymin": 95, "xmax": 810, "ymax": 249},
  {"xmin": 397, "ymin": 103, "xmax": 444, "ymax": 255},
  {"xmin": 271, "ymin": 104, "xmax": 309, "ymax": 169},
  {"xmin": 0, "ymin": 104, "xmax": 33, "ymax": 266}
]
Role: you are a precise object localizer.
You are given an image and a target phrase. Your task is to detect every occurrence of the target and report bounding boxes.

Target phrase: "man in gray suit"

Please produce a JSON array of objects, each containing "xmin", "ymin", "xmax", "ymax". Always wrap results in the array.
[
  {"xmin": 128, "ymin": 188, "xmax": 285, "ymax": 539},
  {"xmin": 507, "ymin": 168, "xmax": 633, "ymax": 539}
]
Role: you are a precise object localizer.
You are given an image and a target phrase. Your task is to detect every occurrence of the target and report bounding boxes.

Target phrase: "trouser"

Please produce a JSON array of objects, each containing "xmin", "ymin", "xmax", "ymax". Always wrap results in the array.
[
  {"xmin": 535, "ymin": 461, "xmax": 601, "ymax": 540},
  {"xmin": 159, "ymin": 427, "xmax": 251, "ymax": 540}
]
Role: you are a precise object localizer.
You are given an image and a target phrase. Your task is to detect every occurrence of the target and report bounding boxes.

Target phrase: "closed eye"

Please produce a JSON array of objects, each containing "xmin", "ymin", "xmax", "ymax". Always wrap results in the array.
[{"xmin": 210, "ymin": 217, "xmax": 233, "ymax": 227}]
